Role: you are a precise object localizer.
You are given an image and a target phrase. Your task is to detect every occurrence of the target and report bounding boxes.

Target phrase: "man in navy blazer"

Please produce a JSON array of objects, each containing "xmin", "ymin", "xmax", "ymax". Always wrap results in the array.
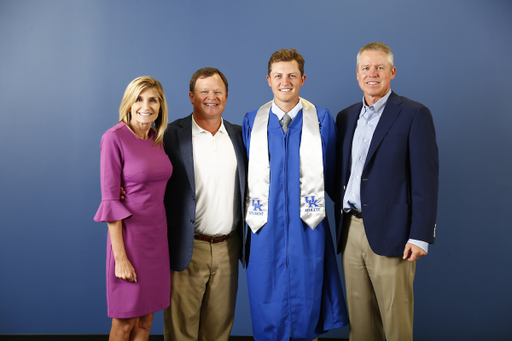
[
  {"xmin": 335, "ymin": 42, "xmax": 439, "ymax": 341},
  {"xmin": 162, "ymin": 68, "xmax": 247, "ymax": 341}
]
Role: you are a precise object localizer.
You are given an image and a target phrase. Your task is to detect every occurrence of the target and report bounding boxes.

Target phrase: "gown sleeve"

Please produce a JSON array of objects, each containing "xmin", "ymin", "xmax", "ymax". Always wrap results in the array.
[
  {"xmin": 242, "ymin": 112, "xmax": 253, "ymax": 157},
  {"xmin": 94, "ymin": 128, "xmax": 132, "ymax": 222},
  {"xmin": 319, "ymin": 108, "xmax": 338, "ymax": 200}
]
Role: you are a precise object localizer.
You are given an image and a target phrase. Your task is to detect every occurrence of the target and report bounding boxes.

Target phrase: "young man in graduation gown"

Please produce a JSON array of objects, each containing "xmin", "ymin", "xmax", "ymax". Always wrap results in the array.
[{"xmin": 242, "ymin": 48, "xmax": 349, "ymax": 341}]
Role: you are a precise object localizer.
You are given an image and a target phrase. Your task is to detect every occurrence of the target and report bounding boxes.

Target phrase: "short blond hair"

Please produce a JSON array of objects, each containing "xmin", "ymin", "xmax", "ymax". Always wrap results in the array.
[
  {"xmin": 357, "ymin": 42, "xmax": 394, "ymax": 69},
  {"xmin": 119, "ymin": 76, "xmax": 168, "ymax": 146}
]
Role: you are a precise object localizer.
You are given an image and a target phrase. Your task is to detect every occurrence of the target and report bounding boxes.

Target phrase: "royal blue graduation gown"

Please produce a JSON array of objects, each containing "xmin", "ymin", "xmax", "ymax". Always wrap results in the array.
[{"xmin": 243, "ymin": 105, "xmax": 348, "ymax": 341}]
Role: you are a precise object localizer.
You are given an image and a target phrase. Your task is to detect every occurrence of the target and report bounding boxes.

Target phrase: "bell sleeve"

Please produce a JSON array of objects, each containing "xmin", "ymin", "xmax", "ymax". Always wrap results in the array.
[{"xmin": 94, "ymin": 128, "xmax": 132, "ymax": 222}]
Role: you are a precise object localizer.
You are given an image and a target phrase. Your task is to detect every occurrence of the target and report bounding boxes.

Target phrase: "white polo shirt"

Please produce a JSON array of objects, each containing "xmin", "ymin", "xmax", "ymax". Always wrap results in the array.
[{"xmin": 192, "ymin": 117, "xmax": 240, "ymax": 236}]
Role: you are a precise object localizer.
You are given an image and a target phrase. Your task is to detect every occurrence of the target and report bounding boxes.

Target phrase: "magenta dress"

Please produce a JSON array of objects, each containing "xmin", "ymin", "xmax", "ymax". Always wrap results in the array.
[{"xmin": 94, "ymin": 122, "xmax": 173, "ymax": 318}]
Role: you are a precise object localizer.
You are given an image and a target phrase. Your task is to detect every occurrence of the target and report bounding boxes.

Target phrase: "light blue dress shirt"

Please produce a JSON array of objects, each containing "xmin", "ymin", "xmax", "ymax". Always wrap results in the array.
[{"xmin": 343, "ymin": 90, "xmax": 428, "ymax": 253}]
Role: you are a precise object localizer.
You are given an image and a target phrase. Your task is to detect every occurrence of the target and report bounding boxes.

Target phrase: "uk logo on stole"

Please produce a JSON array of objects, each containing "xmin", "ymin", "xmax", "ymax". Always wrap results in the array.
[
  {"xmin": 248, "ymin": 199, "xmax": 264, "ymax": 216},
  {"xmin": 304, "ymin": 196, "xmax": 321, "ymax": 212}
]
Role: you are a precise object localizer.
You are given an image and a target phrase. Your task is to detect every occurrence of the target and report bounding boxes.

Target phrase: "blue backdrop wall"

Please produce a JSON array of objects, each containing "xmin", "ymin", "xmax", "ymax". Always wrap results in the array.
[{"xmin": 1, "ymin": 1, "xmax": 511, "ymax": 340}]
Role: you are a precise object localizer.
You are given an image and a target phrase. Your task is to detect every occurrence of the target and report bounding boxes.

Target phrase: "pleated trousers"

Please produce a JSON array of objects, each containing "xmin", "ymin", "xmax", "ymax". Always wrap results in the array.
[
  {"xmin": 163, "ymin": 230, "xmax": 240, "ymax": 341},
  {"xmin": 341, "ymin": 214, "xmax": 415, "ymax": 341}
]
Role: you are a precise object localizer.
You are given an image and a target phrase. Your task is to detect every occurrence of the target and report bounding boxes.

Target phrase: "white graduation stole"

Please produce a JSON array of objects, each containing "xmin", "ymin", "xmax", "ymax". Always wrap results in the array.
[{"xmin": 245, "ymin": 98, "xmax": 325, "ymax": 233}]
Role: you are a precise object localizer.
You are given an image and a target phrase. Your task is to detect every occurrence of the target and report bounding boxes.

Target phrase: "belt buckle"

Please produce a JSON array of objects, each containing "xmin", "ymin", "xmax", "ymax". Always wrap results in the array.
[{"xmin": 351, "ymin": 210, "xmax": 362, "ymax": 219}]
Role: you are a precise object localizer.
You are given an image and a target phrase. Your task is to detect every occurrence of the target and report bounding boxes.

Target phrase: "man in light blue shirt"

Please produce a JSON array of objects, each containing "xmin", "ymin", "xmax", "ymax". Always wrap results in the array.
[{"xmin": 335, "ymin": 42, "xmax": 439, "ymax": 341}]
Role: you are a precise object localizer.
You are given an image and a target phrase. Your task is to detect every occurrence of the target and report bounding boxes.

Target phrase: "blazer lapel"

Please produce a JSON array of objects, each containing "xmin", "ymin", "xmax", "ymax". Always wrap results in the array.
[
  {"xmin": 344, "ymin": 104, "xmax": 362, "ymax": 175},
  {"xmin": 364, "ymin": 92, "xmax": 402, "ymax": 168},
  {"xmin": 225, "ymin": 121, "xmax": 246, "ymax": 205},
  {"xmin": 177, "ymin": 115, "xmax": 196, "ymax": 193}
]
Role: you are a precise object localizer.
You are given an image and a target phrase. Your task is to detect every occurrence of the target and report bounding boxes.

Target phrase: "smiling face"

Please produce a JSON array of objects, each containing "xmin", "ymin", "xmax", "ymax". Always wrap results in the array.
[
  {"xmin": 189, "ymin": 73, "xmax": 227, "ymax": 121},
  {"xmin": 129, "ymin": 87, "xmax": 160, "ymax": 127},
  {"xmin": 357, "ymin": 50, "xmax": 396, "ymax": 106},
  {"xmin": 267, "ymin": 60, "xmax": 306, "ymax": 112}
]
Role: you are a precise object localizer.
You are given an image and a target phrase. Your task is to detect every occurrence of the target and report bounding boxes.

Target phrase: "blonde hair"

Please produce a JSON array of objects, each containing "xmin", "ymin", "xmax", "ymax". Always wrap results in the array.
[
  {"xmin": 119, "ymin": 76, "xmax": 168, "ymax": 146},
  {"xmin": 357, "ymin": 42, "xmax": 394, "ymax": 69}
]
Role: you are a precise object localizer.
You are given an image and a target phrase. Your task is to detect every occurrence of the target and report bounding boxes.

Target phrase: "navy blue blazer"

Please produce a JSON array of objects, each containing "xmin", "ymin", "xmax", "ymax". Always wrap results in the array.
[
  {"xmin": 163, "ymin": 114, "xmax": 247, "ymax": 271},
  {"xmin": 335, "ymin": 92, "xmax": 439, "ymax": 257}
]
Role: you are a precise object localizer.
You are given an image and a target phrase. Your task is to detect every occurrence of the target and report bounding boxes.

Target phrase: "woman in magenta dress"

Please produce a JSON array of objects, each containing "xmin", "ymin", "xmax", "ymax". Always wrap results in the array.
[{"xmin": 94, "ymin": 76, "xmax": 173, "ymax": 341}]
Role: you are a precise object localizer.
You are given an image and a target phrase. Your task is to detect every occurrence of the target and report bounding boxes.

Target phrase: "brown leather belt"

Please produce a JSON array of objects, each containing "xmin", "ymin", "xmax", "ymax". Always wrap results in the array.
[{"xmin": 194, "ymin": 233, "xmax": 231, "ymax": 243}]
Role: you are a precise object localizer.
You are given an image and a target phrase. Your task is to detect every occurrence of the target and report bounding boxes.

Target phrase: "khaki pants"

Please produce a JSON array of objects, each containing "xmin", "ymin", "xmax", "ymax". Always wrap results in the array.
[
  {"xmin": 341, "ymin": 215, "xmax": 415, "ymax": 341},
  {"xmin": 163, "ymin": 231, "xmax": 241, "ymax": 341}
]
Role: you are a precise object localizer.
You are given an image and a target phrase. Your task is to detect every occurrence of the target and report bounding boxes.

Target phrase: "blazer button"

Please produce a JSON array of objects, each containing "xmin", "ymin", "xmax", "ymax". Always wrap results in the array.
[
  {"xmin": 192, "ymin": 196, "xmax": 196, "ymax": 201},
  {"xmin": 190, "ymin": 219, "xmax": 195, "ymax": 224}
]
